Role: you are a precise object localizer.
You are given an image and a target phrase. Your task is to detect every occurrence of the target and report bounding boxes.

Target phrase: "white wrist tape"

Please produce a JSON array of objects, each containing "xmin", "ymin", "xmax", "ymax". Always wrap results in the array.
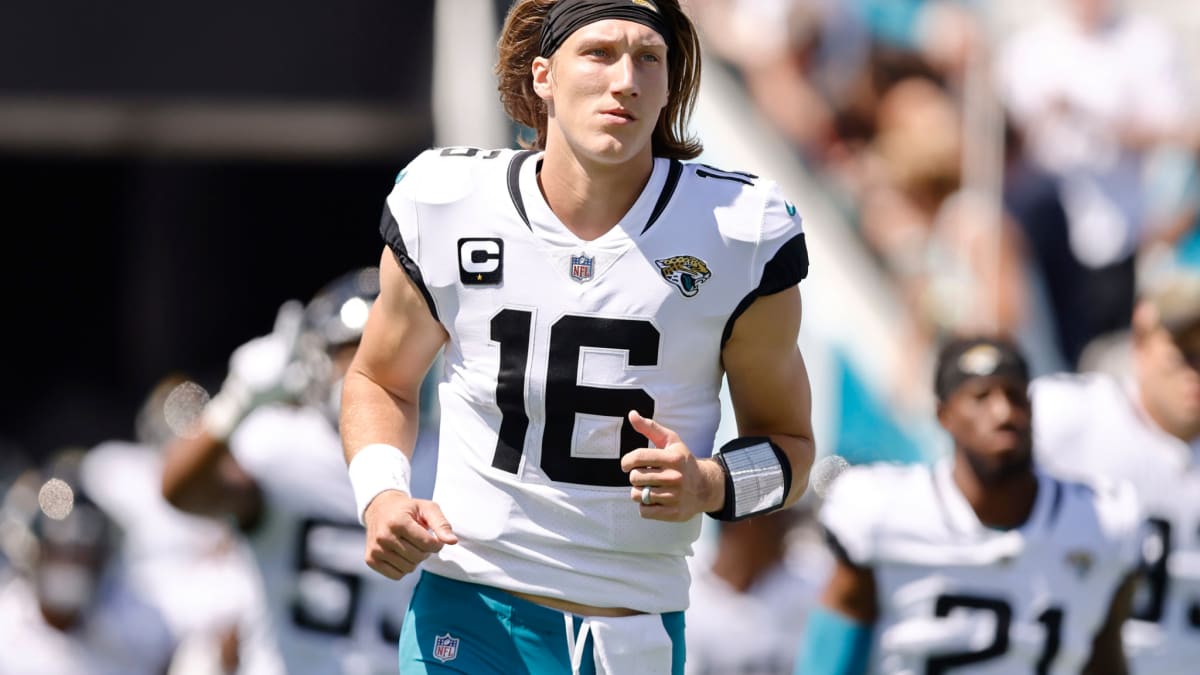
[
  {"xmin": 348, "ymin": 443, "xmax": 413, "ymax": 526},
  {"xmin": 707, "ymin": 437, "xmax": 791, "ymax": 521}
]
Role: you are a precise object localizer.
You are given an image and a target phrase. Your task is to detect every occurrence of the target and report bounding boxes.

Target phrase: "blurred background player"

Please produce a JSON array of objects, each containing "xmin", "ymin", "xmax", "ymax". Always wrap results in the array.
[
  {"xmin": 0, "ymin": 442, "xmax": 34, "ymax": 576},
  {"xmin": 797, "ymin": 336, "xmax": 1141, "ymax": 674},
  {"xmin": 684, "ymin": 500, "xmax": 832, "ymax": 675},
  {"xmin": 0, "ymin": 450, "xmax": 177, "ymax": 675},
  {"xmin": 161, "ymin": 266, "xmax": 438, "ymax": 675},
  {"xmin": 1031, "ymin": 269, "xmax": 1200, "ymax": 674},
  {"xmin": 80, "ymin": 375, "xmax": 263, "ymax": 675}
]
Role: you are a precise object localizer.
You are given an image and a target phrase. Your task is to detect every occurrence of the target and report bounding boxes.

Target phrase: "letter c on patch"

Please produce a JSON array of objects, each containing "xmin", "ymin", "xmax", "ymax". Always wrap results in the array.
[{"xmin": 458, "ymin": 237, "xmax": 504, "ymax": 285}]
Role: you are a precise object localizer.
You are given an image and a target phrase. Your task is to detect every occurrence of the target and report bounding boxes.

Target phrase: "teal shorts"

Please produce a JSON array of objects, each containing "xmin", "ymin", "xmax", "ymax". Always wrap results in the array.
[{"xmin": 397, "ymin": 572, "xmax": 686, "ymax": 674}]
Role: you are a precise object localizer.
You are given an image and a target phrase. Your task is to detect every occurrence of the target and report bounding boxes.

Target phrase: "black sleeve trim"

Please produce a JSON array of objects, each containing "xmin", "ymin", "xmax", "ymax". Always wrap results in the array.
[
  {"xmin": 506, "ymin": 150, "xmax": 536, "ymax": 229},
  {"xmin": 379, "ymin": 205, "xmax": 439, "ymax": 322},
  {"xmin": 640, "ymin": 159, "xmax": 683, "ymax": 234},
  {"xmin": 719, "ymin": 233, "xmax": 809, "ymax": 348},
  {"xmin": 822, "ymin": 526, "xmax": 866, "ymax": 569},
  {"xmin": 759, "ymin": 232, "xmax": 809, "ymax": 295}
]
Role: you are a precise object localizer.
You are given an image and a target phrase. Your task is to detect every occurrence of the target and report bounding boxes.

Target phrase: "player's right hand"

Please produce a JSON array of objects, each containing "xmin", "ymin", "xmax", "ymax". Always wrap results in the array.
[{"xmin": 362, "ymin": 490, "xmax": 458, "ymax": 580}]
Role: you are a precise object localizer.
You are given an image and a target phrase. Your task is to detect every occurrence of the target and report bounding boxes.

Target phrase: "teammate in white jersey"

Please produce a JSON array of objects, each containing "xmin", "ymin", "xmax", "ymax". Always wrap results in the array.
[
  {"xmin": 0, "ymin": 453, "xmax": 176, "ymax": 675},
  {"xmin": 797, "ymin": 336, "xmax": 1141, "ymax": 674},
  {"xmin": 162, "ymin": 268, "xmax": 436, "ymax": 675},
  {"xmin": 340, "ymin": 0, "xmax": 817, "ymax": 672},
  {"xmin": 1031, "ymin": 271, "xmax": 1200, "ymax": 674}
]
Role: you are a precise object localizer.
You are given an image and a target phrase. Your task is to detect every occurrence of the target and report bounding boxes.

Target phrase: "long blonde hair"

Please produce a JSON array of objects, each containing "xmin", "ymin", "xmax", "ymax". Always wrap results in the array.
[{"xmin": 495, "ymin": 0, "xmax": 703, "ymax": 159}]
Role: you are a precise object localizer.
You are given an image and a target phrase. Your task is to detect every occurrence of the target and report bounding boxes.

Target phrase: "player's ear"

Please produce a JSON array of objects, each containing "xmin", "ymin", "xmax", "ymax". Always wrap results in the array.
[
  {"xmin": 532, "ymin": 56, "xmax": 553, "ymax": 101},
  {"xmin": 935, "ymin": 400, "xmax": 950, "ymax": 429}
]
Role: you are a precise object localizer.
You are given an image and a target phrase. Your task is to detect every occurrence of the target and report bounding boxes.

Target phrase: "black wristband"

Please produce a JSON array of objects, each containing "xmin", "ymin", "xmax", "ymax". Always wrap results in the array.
[{"xmin": 706, "ymin": 436, "xmax": 792, "ymax": 521}]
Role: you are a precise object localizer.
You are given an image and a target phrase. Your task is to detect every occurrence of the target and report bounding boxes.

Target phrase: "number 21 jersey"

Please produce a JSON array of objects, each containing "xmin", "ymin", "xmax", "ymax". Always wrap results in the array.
[
  {"xmin": 381, "ymin": 147, "xmax": 808, "ymax": 613},
  {"xmin": 821, "ymin": 460, "xmax": 1141, "ymax": 674}
]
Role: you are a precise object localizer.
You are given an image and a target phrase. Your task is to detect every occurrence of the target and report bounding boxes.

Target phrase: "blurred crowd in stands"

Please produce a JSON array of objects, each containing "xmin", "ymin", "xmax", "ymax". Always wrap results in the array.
[{"xmin": 692, "ymin": 0, "xmax": 1199, "ymax": 389}]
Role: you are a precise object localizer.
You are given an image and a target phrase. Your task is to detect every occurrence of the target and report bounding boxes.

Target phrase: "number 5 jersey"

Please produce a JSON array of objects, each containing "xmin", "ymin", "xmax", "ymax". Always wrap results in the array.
[
  {"xmin": 229, "ymin": 405, "xmax": 439, "ymax": 675},
  {"xmin": 381, "ymin": 147, "xmax": 808, "ymax": 614}
]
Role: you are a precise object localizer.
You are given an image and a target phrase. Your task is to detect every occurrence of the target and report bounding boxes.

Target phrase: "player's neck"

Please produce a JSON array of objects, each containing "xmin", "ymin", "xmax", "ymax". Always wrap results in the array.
[
  {"xmin": 952, "ymin": 458, "xmax": 1039, "ymax": 530},
  {"xmin": 1135, "ymin": 376, "xmax": 1200, "ymax": 443},
  {"xmin": 537, "ymin": 143, "xmax": 654, "ymax": 241}
]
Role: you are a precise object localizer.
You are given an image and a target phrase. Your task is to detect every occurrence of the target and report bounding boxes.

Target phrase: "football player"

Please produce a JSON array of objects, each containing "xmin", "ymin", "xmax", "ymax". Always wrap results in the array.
[
  {"xmin": 81, "ymin": 398, "xmax": 261, "ymax": 675},
  {"xmin": 797, "ymin": 336, "xmax": 1141, "ymax": 674},
  {"xmin": 0, "ymin": 452, "xmax": 176, "ymax": 675},
  {"xmin": 341, "ymin": 0, "xmax": 817, "ymax": 672},
  {"xmin": 161, "ymin": 267, "xmax": 437, "ymax": 675},
  {"xmin": 1032, "ymin": 271, "xmax": 1200, "ymax": 674}
]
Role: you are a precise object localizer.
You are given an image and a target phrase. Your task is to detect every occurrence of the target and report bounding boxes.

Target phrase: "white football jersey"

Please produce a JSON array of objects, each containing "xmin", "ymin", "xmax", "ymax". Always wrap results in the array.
[
  {"xmin": 230, "ymin": 404, "xmax": 438, "ymax": 675},
  {"xmin": 1032, "ymin": 373, "xmax": 1200, "ymax": 674},
  {"xmin": 0, "ymin": 571, "xmax": 175, "ymax": 675},
  {"xmin": 80, "ymin": 441, "xmax": 263, "ymax": 651},
  {"xmin": 820, "ymin": 460, "xmax": 1141, "ymax": 674},
  {"xmin": 383, "ymin": 147, "xmax": 809, "ymax": 613}
]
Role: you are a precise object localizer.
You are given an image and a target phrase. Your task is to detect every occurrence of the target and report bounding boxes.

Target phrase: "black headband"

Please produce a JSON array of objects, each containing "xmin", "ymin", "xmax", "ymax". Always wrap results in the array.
[
  {"xmin": 540, "ymin": 0, "xmax": 673, "ymax": 58},
  {"xmin": 934, "ymin": 337, "xmax": 1029, "ymax": 401}
]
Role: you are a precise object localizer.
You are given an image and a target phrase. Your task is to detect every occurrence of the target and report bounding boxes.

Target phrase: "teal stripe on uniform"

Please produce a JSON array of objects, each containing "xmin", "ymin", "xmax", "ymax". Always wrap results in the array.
[{"xmin": 661, "ymin": 610, "xmax": 686, "ymax": 671}]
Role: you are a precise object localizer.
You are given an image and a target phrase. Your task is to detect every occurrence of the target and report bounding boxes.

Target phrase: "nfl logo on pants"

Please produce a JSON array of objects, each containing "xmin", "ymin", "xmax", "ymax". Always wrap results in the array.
[{"xmin": 433, "ymin": 633, "xmax": 460, "ymax": 662}]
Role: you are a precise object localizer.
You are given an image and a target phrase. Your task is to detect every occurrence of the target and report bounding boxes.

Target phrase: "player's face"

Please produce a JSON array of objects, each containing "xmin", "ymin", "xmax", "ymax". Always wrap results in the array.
[
  {"xmin": 533, "ymin": 19, "xmax": 669, "ymax": 166},
  {"xmin": 34, "ymin": 540, "xmax": 105, "ymax": 627},
  {"xmin": 939, "ymin": 375, "xmax": 1033, "ymax": 484},
  {"xmin": 1141, "ymin": 321, "xmax": 1200, "ymax": 437},
  {"xmin": 1065, "ymin": 0, "xmax": 1114, "ymax": 28}
]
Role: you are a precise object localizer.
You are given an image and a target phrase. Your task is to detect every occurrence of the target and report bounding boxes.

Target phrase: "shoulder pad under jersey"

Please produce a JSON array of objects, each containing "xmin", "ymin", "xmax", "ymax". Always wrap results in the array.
[
  {"xmin": 820, "ymin": 462, "xmax": 920, "ymax": 566},
  {"xmin": 392, "ymin": 146, "xmax": 515, "ymax": 205},
  {"xmin": 1080, "ymin": 475, "xmax": 1142, "ymax": 556},
  {"xmin": 682, "ymin": 162, "xmax": 803, "ymax": 244},
  {"xmin": 1030, "ymin": 372, "xmax": 1116, "ymax": 435}
]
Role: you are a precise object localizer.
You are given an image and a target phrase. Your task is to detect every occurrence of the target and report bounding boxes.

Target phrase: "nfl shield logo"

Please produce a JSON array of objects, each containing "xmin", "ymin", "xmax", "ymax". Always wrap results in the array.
[
  {"xmin": 570, "ymin": 254, "xmax": 594, "ymax": 283},
  {"xmin": 432, "ymin": 633, "xmax": 460, "ymax": 662}
]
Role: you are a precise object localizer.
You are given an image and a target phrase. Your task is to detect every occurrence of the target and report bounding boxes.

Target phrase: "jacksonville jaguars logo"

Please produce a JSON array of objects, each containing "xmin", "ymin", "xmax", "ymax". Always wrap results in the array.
[{"xmin": 655, "ymin": 255, "xmax": 712, "ymax": 297}]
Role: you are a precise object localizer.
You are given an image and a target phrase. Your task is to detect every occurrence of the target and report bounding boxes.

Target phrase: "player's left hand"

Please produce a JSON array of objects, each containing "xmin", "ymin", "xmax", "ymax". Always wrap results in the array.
[{"xmin": 622, "ymin": 411, "xmax": 726, "ymax": 522}]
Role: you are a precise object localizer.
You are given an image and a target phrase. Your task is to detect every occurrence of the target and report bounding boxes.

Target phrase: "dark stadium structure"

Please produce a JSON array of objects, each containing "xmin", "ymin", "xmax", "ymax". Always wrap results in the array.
[{"xmin": 1, "ymin": 0, "xmax": 436, "ymax": 458}]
